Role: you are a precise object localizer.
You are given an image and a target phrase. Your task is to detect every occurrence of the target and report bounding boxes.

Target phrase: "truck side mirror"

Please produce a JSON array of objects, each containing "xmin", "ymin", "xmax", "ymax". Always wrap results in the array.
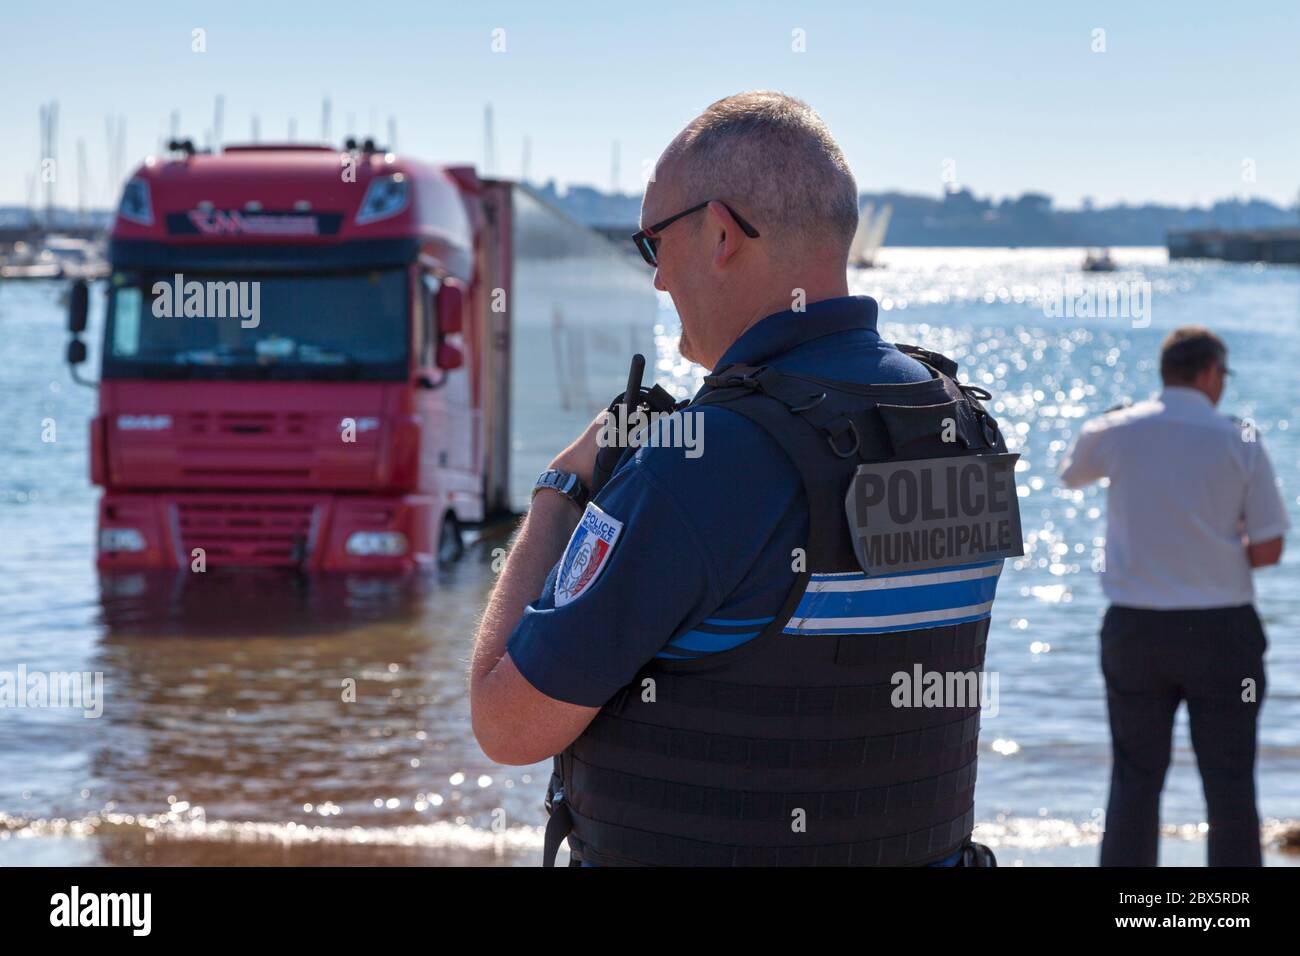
[
  {"xmin": 436, "ymin": 342, "xmax": 464, "ymax": 370},
  {"xmin": 68, "ymin": 279, "xmax": 89, "ymax": 334},
  {"xmin": 436, "ymin": 280, "xmax": 464, "ymax": 336},
  {"xmin": 67, "ymin": 338, "xmax": 88, "ymax": 366}
]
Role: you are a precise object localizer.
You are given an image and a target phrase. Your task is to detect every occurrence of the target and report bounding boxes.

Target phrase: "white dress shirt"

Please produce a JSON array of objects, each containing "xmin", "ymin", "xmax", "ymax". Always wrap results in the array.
[{"xmin": 1059, "ymin": 386, "xmax": 1290, "ymax": 609}]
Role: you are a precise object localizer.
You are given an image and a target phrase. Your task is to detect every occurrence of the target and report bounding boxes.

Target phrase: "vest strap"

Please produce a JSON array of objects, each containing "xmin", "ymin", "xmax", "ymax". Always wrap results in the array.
[
  {"xmin": 542, "ymin": 766, "xmax": 572, "ymax": 867},
  {"xmin": 702, "ymin": 364, "xmax": 874, "ymax": 459},
  {"xmin": 894, "ymin": 342, "xmax": 959, "ymax": 377}
]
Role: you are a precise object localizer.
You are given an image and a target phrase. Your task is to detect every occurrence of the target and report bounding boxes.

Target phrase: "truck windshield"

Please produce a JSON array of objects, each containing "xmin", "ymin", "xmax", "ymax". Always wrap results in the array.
[{"xmin": 102, "ymin": 269, "xmax": 409, "ymax": 380}]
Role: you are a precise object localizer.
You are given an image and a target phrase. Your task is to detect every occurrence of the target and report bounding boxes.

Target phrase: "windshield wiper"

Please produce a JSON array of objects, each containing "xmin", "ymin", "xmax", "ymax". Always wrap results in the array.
[
  {"xmin": 174, "ymin": 346, "xmax": 261, "ymax": 365},
  {"xmin": 293, "ymin": 343, "xmax": 361, "ymax": 367}
]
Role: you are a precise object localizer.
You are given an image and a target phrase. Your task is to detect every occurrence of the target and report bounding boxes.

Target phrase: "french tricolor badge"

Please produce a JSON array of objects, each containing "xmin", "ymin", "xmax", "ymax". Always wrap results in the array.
[{"xmin": 554, "ymin": 503, "xmax": 623, "ymax": 607}]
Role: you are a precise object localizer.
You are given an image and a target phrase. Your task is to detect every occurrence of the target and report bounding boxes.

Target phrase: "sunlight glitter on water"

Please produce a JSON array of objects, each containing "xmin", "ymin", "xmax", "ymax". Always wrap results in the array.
[{"xmin": 3, "ymin": 249, "xmax": 1298, "ymax": 865}]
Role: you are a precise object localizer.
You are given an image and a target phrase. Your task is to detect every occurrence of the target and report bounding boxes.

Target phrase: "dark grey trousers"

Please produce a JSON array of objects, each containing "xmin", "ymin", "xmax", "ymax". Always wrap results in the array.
[{"xmin": 1099, "ymin": 603, "xmax": 1266, "ymax": 867}]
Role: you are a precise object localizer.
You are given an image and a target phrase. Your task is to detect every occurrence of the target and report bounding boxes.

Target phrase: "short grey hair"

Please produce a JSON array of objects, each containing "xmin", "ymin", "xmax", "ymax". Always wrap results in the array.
[{"xmin": 664, "ymin": 91, "xmax": 859, "ymax": 262}]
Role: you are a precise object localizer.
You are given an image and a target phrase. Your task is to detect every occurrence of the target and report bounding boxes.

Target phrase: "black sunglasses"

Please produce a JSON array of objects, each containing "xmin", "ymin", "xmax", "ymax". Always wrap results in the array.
[{"xmin": 631, "ymin": 200, "xmax": 760, "ymax": 267}]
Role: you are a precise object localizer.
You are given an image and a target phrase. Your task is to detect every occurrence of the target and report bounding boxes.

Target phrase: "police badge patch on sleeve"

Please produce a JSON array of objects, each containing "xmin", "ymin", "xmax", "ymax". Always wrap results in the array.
[{"xmin": 554, "ymin": 503, "xmax": 624, "ymax": 607}]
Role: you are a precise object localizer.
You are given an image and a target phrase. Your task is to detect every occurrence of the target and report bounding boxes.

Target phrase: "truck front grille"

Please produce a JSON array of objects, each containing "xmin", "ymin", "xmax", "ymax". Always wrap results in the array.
[
  {"xmin": 175, "ymin": 499, "xmax": 318, "ymax": 567},
  {"xmin": 182, "ymin": 411, "xmax": 314, "ymax": 438}
]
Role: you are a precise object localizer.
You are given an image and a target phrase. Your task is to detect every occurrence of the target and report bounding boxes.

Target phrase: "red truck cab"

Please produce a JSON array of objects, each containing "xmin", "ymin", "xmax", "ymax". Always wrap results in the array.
[{"xmin": 71, "ymin": 140, "xmax": 521, "ymax": 573}]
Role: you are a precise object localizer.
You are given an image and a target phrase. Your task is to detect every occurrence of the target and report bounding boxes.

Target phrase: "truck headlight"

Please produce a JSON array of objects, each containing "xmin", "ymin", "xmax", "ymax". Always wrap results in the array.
[
  {"xmin": 100, "ymin": 528, "xmax": 146, "ymax": 553},
  {"xmin": 355, "ymin": 173, "xmax": 409, "ymax": 224},
  {"xmin": 345, "ymin": 531, "xmax": 408, "ymax": 556}
]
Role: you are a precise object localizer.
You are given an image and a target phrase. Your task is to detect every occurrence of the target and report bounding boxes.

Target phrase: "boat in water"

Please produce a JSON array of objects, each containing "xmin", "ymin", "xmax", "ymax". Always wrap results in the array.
[
  {"xmin": 848, "ymin": 201, "xmax": 892, "ymax": 269},
  {"xmin": 0, "ymin": 235, "xmax": 107, "ymax": 280},
  {"xmin": 1082, "ymin": 247, "xmax": 1116, "ymax": 272}
]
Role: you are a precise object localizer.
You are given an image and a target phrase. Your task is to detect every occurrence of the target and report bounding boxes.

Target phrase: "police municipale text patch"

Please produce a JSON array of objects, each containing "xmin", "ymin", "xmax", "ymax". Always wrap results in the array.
[{"xmin": 554, "ymin": 503, "xmax": 623, "ymax": 607}]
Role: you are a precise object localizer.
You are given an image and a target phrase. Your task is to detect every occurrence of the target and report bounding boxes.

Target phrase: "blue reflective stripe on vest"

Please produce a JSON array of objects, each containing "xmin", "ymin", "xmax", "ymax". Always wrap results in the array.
[
  {"xmin": 784, "ymin": 560, "xmax": 1002, "ymax": 634},
  {"xmin": 656, "ymin": 615, "xmax": 779, "ymax": 657},
  {"xmin": 665, "ymin": 628, "xmax": 763, "ymax": 653}
]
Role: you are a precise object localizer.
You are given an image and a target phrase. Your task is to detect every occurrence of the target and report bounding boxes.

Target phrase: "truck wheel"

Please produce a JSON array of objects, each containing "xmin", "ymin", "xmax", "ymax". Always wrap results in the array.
[{"xmin": 438, "ymin": 513, "xmax": 464, "ymax": 564}]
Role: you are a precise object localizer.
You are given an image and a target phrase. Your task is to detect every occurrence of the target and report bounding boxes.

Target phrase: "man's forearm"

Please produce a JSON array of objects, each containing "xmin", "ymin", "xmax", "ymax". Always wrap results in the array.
[{"xmin": 470, "ymin": 492, "xmax": 582, "ymax": 689}]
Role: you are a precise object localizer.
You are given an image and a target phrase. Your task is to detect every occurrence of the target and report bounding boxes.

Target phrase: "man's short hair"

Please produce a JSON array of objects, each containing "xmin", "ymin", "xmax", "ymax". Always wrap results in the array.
[
  {"xmin": 1160, "ymin": 326, "xmax": 1227, "ymax": 384},
  {"xmin": 665, "ymin": 91, "xmax": 859, "ymax": 263}
]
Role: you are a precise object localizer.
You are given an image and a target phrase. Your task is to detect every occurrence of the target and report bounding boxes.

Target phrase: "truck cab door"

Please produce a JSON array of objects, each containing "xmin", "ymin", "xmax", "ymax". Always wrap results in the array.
[{"xmin": 415, "ymin": 273, "xmax": 476, "ymax": 513}]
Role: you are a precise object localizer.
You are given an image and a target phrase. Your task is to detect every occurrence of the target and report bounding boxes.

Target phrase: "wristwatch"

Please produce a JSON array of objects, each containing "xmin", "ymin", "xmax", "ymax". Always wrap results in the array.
[{"xmin": 533, "ymin": 469, "xmax": 590, "ymax": 509}]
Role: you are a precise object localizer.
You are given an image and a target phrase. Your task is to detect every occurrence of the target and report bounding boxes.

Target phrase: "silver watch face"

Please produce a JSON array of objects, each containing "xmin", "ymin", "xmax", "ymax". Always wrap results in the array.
[
  {"xmin": 535, "ymin": 470, "xmax": 585, "ymax": 505},
  {"xmin": 536, "ymin": 470, "xmax": 574, "ymax": 498}
]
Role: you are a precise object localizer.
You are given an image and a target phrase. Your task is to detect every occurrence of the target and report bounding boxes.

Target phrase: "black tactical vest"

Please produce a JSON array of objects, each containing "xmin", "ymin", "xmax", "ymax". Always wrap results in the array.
[{"xmin": 543, "ymin": 344, "xmax": 1019, "ymax": 866}]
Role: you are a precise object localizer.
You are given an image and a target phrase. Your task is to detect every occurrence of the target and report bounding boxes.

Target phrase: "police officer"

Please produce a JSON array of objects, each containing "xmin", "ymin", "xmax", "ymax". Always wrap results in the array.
[
  {"xmin": 470, "ymin": 91, "xmax": 1017, "ymax": 866},
  {"xmin": 1059, "ymin": 326, "xmax": 1288, "ymax": 866}
]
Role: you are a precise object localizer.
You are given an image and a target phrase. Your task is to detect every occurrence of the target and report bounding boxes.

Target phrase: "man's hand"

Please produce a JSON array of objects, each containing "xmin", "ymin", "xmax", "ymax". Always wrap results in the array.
[
  {"xmin": 1246, "ymin": 535, "xmax": 1283, "ymax": 568},
  {"xmin": 548, "ymin": 410, "xmax": 609, "ymax": 488}
]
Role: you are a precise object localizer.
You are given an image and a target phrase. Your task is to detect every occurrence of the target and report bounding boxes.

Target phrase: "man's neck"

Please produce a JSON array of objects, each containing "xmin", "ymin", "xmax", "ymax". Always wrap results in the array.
[
  {"xmin": 731, "ymin": 281, "xmax": 851, "ymax": 345},
  {"xmin": 1161, "ymin": 384, "xmax": 1216, "ymax": 407}
]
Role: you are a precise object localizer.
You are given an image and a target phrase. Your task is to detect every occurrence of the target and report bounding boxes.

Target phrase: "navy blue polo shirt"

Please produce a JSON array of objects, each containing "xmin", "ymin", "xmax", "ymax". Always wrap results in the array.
[{"xmin": 506, "ymin": 295, "xmax": 932, "ymax": 705}]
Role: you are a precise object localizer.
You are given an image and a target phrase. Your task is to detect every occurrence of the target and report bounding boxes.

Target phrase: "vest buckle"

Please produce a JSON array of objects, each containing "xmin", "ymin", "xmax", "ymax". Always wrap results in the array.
[
  {"xmin": 976, "ymin": 409, "xmax": 1000, "ymax": 446},
  {"xmin": 702, "ymin": 365, "xmax": 764, "ymax": 390},
  {"xmin": 542, "ymin": 784, "xmax": 574, "ymax": 868},
  {"xmin": 826, "ymin": 419, "xmax": 861, "ymax": 458},
  {"xmin": 790, "ymin": 391, "xmax": 827, "ymax": 413}
]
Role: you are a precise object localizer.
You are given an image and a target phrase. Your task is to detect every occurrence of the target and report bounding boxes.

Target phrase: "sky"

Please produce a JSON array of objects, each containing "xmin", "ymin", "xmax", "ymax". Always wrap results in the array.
[{"xmin": 2, "ymin": 0, "xmax": 1298, "ymax": 211}]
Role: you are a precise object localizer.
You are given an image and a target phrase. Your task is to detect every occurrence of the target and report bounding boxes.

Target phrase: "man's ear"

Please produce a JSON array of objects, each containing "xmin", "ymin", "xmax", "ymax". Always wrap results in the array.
[{"xmin": 707, "ymin": 200, "xmax": 746, "ymax": 269}]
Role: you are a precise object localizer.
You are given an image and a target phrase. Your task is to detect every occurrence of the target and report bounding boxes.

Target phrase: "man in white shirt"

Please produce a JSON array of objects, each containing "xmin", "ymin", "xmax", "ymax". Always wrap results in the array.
[{"xmin": 1059, "ymin": 326, "xmax": 1288, "ymax": 866}]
